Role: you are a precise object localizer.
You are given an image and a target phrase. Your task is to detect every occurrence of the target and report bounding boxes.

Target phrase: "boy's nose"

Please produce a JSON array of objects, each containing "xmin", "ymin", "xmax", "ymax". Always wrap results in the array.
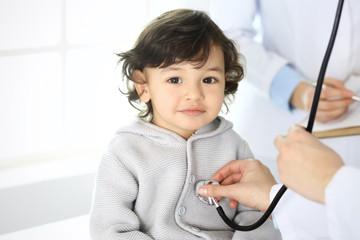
[{"xmin": 185, "ymin": 82, "xmax": 204, "ymax": 101}]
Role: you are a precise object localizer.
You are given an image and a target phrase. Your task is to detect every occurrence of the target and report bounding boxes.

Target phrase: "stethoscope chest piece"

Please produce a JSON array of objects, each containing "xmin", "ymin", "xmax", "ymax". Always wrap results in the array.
[{"xmin": 195, "ymin": 179, "xmax": 220, "ymax": 206}]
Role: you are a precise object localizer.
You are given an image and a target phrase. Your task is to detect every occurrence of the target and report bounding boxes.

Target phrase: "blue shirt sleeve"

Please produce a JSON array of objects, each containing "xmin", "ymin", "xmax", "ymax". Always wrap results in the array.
[{"xmin": 270, "ymin": 65, "xmax": 303, "ymax": 111}]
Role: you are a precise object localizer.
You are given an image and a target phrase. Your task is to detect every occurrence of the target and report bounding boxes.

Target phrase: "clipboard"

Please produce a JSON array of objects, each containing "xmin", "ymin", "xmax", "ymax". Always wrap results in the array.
[{"xmin": 313, "ymin": 126, "xmax": 360, "ymax": 138}]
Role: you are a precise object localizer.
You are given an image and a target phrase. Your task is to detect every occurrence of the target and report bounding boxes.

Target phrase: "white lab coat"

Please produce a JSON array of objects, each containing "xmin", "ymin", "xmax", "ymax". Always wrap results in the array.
[
  {"xmin": 270, "ymin": 166, "xmax": 360, "ymax": 240},
  {"xmin": 210, "ymin": 0, "xmax": 360, "ymax": 239},
  {"xmin": 325, "ymin": 166, "xmax": 360, "ymax": 239}
]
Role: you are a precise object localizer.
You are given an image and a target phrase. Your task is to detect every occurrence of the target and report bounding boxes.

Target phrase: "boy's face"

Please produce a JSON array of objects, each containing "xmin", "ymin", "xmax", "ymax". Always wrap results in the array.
[{"xmin": 134, "ymin": 45, "xmax": 226, "ymax": 139}]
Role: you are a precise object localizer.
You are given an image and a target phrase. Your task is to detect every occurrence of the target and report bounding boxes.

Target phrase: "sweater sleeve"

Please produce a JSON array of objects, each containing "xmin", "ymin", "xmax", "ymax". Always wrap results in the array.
[{"xmin": 89, "ymin": 150, "xmax": 153, "ymax": 240}]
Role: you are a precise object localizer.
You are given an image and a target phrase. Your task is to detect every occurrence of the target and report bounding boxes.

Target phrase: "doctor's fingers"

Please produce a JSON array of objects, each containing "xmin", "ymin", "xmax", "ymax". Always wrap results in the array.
[
  {"xmin": 316, "ymin": 97, "xmax": 354, "ymax": 110},
  {"xmin": 305, "ymin": 95, "xmax": 353, "ymax": 122},
  {"xmin": 319, "ymin": 86, "xmax": 354, "ymax": 99},
  {"xmin": 198, "ymin": 182, "xmax": 244, "ymax": 202},
  {"xmin": 216, "ymin": 172, "xmax": 250, "ymax": 209},
  {"xmin": 220, "ymin": 173, "xmax": 242, "ymax": 185},
  {"xmin": 274, "ymin": 127, "xmax": 309, "ymax": 154},
  {"xmin": 274, "ymin": 135, "xmax": 285, "ymax": 151},
  {"xmin": 323, "ymin": 77, "xmax": 347, "ymax": 89},
  {"xmin": 211, "ymin": 160, "xmax": 253, "ymax": 183},
  {"xmin": 315, "ymin": 106, "xmax": 349, "ymax": 123},
  {"xmin": 274, "ymin": 125, "xmax": 310, "ymax": 150},
  {"xmin": 305, "ymin": 86, "xmax": 353, "ymax": 106}
]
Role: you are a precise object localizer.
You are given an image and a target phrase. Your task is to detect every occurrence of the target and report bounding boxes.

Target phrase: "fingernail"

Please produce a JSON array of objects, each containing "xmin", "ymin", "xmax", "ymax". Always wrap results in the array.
[{"xmin": 198, "ymin": 187, "xmax": 207, "ymax": 196}]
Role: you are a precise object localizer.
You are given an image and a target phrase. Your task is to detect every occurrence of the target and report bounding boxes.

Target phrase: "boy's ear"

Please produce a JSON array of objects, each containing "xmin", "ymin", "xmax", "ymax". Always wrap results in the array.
[{"xmin": 133, "ymin": 70, "xmax": 151, "ymax": 103}]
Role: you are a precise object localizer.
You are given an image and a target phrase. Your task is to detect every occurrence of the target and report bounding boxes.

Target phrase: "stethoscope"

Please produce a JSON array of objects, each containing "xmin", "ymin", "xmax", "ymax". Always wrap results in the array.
[{"xmin": 196, "ymin": 0, "xmax": 345, "ymax": 231}]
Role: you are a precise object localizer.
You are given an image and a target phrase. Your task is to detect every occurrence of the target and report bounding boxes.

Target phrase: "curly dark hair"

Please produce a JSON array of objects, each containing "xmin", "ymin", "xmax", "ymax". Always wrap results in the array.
[{"xmin": 118, "ymin": 9, "xmax": 245, "ymax": 121}]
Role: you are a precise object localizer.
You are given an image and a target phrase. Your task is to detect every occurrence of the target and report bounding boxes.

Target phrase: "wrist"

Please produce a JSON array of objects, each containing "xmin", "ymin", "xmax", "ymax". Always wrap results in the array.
[
  {"xmin": 290, "ymin": 80, "xmax": 311, "ymax": 110},
  {"xmin": 321, "ymin": 164, "xmax": 344, "ymax": 204},
  {"xmin": 262, "ymin": 183, "xmax": 279, "ymax": 213}
]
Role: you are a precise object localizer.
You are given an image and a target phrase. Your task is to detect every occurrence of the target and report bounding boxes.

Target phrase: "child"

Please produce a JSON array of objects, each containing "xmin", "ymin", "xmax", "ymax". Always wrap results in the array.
[{"xmin": 90, "ymin": 9, "xmax": 281, "ymax": 239}]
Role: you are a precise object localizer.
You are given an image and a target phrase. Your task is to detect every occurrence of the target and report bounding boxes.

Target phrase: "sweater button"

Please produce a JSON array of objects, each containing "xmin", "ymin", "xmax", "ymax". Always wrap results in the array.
[
  {"xmin": 189, "ymin": 175, "xmax": 196, "ymax": 184},
  {"xmin": 192, "ymin": 226, "xmax": 200, "ymax": 232},
  {"xmin": 178, "ymin": 206, "xmax": 186, "ymax": 216}
]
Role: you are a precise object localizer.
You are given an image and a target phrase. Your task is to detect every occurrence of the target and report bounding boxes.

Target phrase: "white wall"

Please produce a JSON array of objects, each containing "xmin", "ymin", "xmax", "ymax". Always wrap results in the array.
[{"xmin": 0, "ymin": 173, "xmax": 95, "ymax": 234}]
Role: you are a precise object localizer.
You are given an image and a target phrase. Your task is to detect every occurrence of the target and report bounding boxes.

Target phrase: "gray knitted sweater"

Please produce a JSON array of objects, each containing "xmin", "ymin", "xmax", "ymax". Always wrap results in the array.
[{"xmin": 90, "ymin": 116, "xmax": 281, "ymax": 239}]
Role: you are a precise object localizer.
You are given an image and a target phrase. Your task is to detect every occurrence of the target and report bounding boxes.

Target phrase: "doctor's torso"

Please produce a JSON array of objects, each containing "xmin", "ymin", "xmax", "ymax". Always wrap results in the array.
[{"xmin": 258, "ymin": 0, "xmax": 360, "ymax": 80}]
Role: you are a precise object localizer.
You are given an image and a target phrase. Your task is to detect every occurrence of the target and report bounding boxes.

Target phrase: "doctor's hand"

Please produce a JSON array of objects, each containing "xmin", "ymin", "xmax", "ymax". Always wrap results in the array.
[
  {"xmin": 274, "ymin": 124, "xmax": 344, "ymax": 204},
  {"xmin": 198, "ymin": 159, "xmax": 276, "ymax": 213},
  {"xmin": 290, "ymin": 77, "xmax": 354, "ymax": 122}
]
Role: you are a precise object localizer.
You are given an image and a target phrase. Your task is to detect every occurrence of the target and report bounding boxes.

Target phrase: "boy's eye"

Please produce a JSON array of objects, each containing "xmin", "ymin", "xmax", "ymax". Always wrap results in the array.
[
  {"xmin": 168, "ymin": 77, "xmax": 182, "ymax": 84},
  {"xmin": 203, "ymin": 77, "xmax": 217, "ymax": 84}
]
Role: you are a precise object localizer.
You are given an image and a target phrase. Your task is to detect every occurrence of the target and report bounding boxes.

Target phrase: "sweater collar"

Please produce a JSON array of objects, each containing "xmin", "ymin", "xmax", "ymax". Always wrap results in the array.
[{"xmin": 117, "ymin": 116, "xmax": 233, "ymax": 145}]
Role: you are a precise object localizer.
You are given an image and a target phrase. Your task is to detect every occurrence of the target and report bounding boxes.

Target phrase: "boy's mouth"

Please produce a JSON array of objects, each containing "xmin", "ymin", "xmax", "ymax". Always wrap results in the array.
[{"xmin": 179, "ymin": 107, "xmax": 205, "ymax": 116}]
